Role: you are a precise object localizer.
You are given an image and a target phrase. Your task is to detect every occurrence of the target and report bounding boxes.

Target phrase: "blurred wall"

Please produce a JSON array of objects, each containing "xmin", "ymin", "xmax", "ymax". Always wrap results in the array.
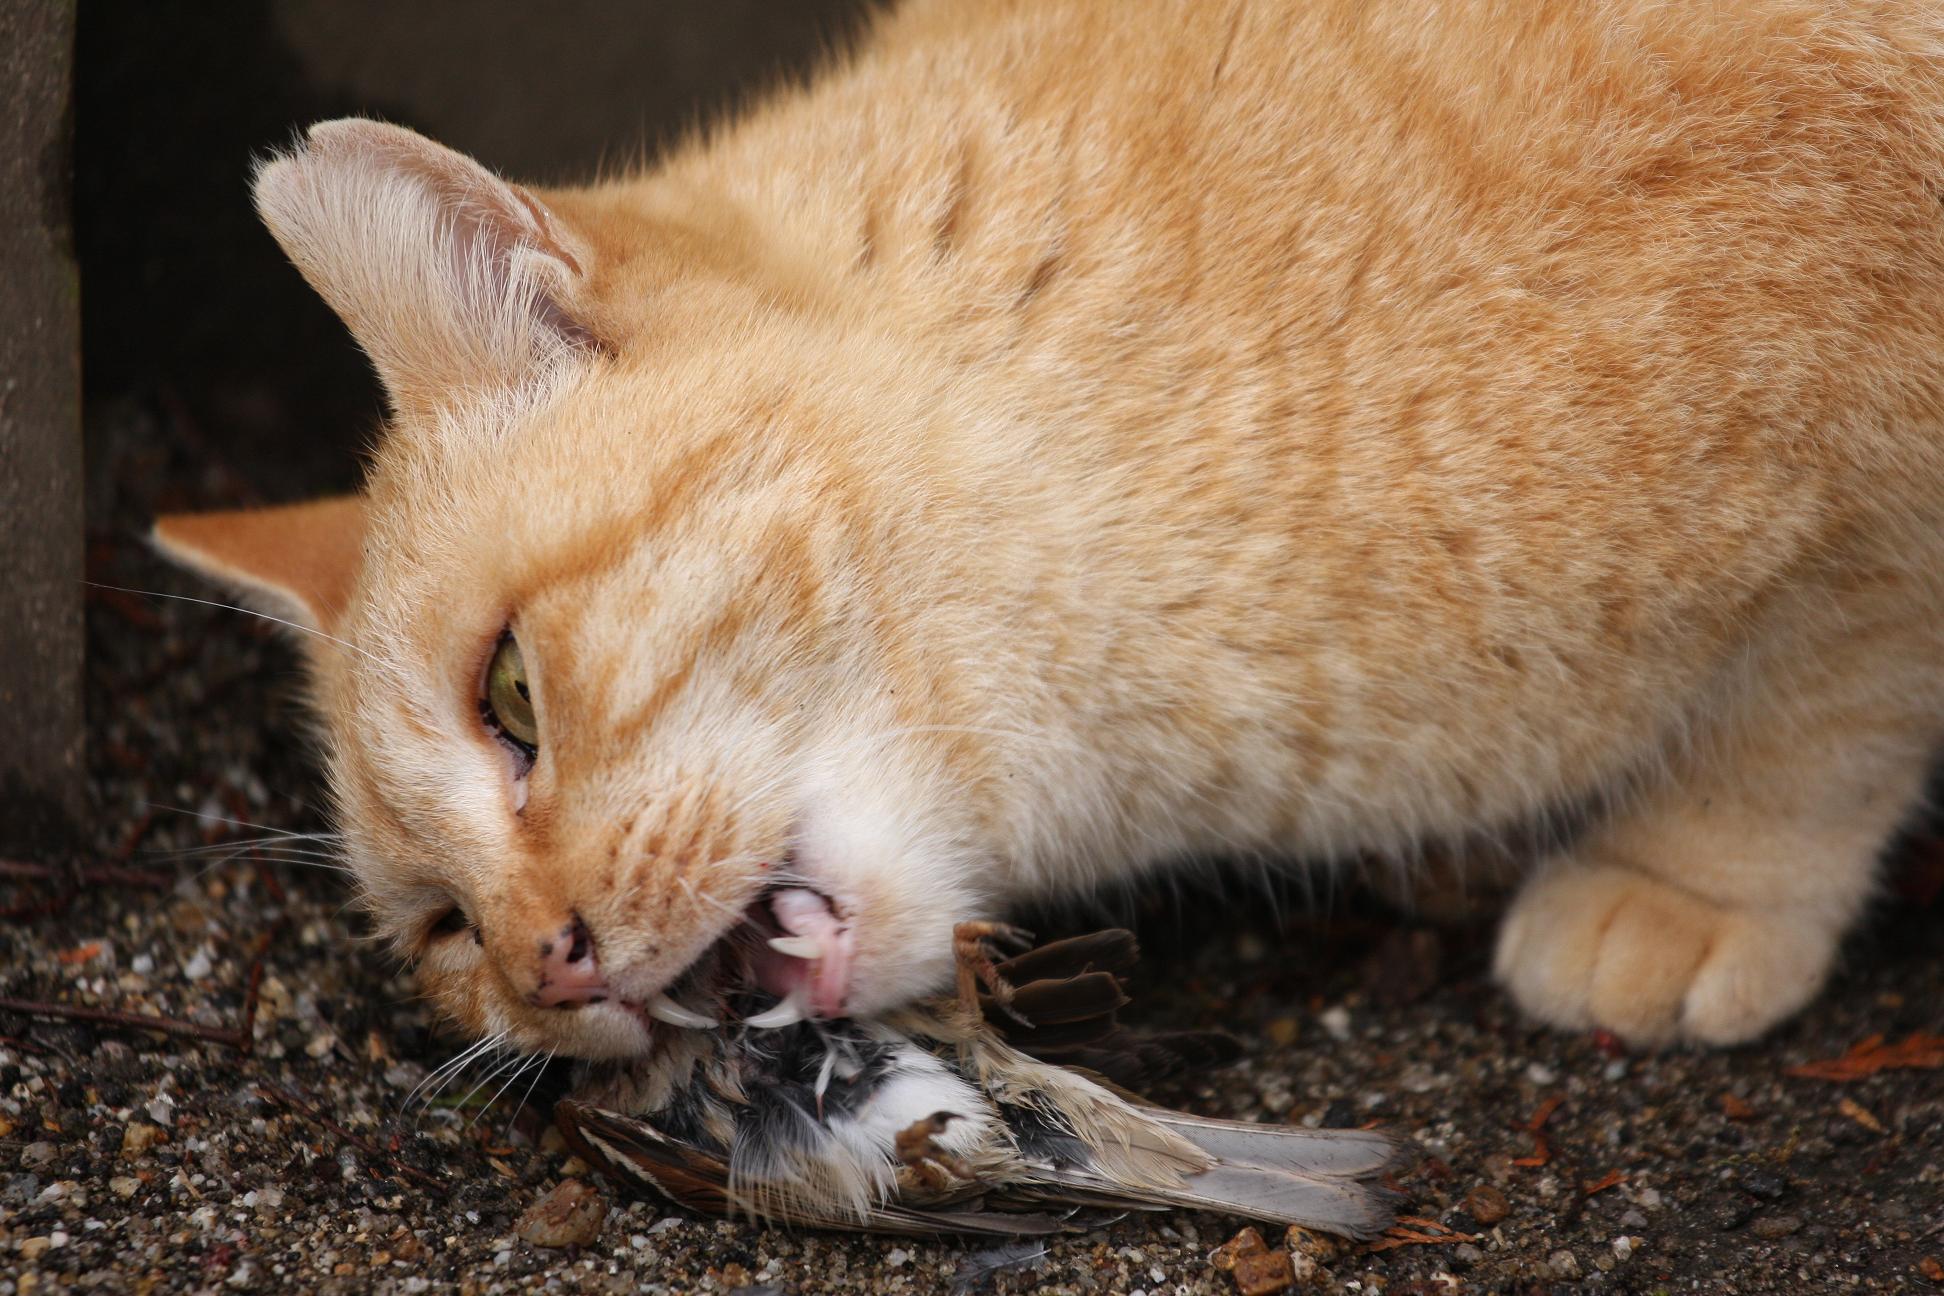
[{"xmin": 76, "ymin": 0, "xmax": 880, "ymax": 499}]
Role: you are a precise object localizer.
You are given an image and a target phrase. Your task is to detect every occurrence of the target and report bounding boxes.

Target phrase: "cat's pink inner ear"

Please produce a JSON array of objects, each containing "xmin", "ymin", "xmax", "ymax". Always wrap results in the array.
[
  {"xmin": 151, "ymin": 496, "xmax": 365, "ymax": 638},
  {"xmin": 253, "ymin": 118, "xmax": 598, "ymax": 421}
]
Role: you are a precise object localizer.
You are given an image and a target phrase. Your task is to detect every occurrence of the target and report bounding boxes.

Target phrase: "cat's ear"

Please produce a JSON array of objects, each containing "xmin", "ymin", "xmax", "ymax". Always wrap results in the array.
[
  {"xmin": 151, "ymin": 496, "xmax": 365, "ymax": 639},
  {"xmin": 254, "ymin": 118, "xmax": 599, "ymax": 421}
]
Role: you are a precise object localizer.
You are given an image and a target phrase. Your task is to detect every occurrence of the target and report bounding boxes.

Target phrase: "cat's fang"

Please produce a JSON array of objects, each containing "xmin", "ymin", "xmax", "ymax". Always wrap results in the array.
[
  {"xmin": 644, "ymin": 993, "xmax": 717, "ymax": 1029},
  {"xmin": 759, "ymin": 887, "xmax": 855, "ymax": 1019},
  {"xmin": 743, "ymin": 990, "xmax": 810, "ymax": 1029},
  {"xmin": 766, "ymin": 935, "xmax": 821, "ymax": 959}
]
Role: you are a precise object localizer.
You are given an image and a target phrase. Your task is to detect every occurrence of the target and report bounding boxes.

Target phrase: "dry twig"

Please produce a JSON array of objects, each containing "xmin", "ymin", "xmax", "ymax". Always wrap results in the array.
[
  {"xmin": 1786, "ymin": 1033, "xmax": 1944, "ymax": 1082},
  {"xmin": 257, "ymin": 1083, "xmax": 447, "ymax": 1194},
  {"xmin": 0, "ymin": 996, "xmax": 248, "ymax": 1049}
]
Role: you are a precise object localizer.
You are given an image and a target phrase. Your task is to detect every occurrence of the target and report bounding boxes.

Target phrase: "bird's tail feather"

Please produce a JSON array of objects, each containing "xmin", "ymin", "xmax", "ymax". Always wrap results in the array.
[
  {"xmin": 1030, "ymin": 1118, "xmax": 1402, "ymax": 1239},
  {"xmin": 1153, "ymin": 1111, "xmax": 1400, "ymax": 1179},
  {"xmin": 1154, "ymin": 1112, "xmax": 1403, "ymax": 1238}
]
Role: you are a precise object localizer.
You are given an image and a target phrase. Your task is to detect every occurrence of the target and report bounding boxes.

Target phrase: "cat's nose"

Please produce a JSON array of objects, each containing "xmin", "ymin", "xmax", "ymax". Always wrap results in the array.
[{"xmin": 532, "ymin": 915, "xmax": 608, "ymax": 1008}]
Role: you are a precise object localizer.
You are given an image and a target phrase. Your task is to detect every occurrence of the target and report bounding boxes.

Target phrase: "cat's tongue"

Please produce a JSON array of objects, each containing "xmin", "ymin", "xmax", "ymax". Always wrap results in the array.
[{"xmin": 749, "ymin": 887, "xmax": 853, "ymax": 1020}]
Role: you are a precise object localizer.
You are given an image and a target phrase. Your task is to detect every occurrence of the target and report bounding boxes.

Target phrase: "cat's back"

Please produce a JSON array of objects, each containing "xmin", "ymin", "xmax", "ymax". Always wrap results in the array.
[
  {"xmin": 649, "ymin": 0, "xmax": 1944, "ymax": 503},
  {"xmin": 592, "ymin": 0, "xmax": 1944, "ymax": 845}
]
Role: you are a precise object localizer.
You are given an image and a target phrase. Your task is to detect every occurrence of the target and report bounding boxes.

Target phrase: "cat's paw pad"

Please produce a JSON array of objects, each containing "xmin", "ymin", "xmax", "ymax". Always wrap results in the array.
[{"xmin": 1494, "ymin": 862, "xmax": 1834, "ymax": 1046}]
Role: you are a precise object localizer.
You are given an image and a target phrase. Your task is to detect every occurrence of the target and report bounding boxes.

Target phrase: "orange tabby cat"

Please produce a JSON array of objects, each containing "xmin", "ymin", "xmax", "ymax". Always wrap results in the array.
[{"xmin": 157, "ymin": 0, "xmax": 1944, "ymax": 1057}]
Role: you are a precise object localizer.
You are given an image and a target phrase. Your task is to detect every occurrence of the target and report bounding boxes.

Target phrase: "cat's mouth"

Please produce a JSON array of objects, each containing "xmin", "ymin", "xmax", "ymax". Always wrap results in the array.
[{"xmin": 627, "ymin": 884, "xmax": 856, "ymax": 1038}]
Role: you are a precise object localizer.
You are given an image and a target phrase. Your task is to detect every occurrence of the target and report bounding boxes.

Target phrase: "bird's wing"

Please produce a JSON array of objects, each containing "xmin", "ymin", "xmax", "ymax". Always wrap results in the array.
[
  {"xmin": 554, "ymin": 1100, "xmax": 1081, "ymax": 1237},
  {"xmin": 975, "ymin": 928, "xmax": 1241, "ymax": 1092},
  {"xmin": 969, "ymin": 1035, "xmax": 1404, "ymax": 1241}
]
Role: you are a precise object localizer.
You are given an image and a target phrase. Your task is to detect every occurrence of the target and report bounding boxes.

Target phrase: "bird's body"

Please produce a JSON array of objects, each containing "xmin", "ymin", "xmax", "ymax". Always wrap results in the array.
[{"xmin": 557, "ymin": 930, "xmax": 1400, "ymax": 1237}]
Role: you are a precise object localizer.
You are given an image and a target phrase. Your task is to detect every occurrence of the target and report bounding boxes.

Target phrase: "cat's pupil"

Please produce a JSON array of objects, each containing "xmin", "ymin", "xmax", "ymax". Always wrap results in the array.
[{"xmin": 483, "ymin": 631, "xmax": 540, "ymax": 759}]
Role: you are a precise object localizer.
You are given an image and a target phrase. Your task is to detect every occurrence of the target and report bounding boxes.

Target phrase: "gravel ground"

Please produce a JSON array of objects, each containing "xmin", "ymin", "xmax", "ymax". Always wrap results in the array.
[{"xmin": 3, "ymin": 399, "xmax": 1939, "ymax": 1295}]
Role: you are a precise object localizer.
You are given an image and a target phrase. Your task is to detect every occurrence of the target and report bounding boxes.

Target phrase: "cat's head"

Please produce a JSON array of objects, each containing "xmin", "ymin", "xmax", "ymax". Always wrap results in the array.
[{"xmin": 153, "ymin": 120, "xmax": 1003, "ymax": 1059}]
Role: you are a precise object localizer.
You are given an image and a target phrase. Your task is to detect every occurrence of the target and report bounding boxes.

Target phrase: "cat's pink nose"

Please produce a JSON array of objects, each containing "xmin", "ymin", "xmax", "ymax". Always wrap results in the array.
[{"xmin": 532, "ymin": 915, "xmax": 608, "ymax": 1008}]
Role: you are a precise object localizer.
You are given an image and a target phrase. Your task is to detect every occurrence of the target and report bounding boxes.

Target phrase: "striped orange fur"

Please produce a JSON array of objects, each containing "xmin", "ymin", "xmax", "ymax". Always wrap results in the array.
[{"xmin": 158, "ymin": 0, "xmax": 1944, "ymax": 1053}]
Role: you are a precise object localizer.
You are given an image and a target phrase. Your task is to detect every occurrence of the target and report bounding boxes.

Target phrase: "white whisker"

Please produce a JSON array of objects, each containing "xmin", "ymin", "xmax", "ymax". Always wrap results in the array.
[
  {"xmin": 473, "ymin": 1049, "xmax": 549, "ymax": 1130},
  {"xmin": 90, "ymin": 581, "xmax": 394, "ymax": 671},
  {"xmin": 507, "ymin": 1048, "xmax": 556, "ymax": 1133},
  {"xmin": 459, "ymin": 1048, "xmax": 535, "ymax": 1127},
  {"xmin": 407, "ymin": 1030, "xmax": 507, "ymax": 1110}
]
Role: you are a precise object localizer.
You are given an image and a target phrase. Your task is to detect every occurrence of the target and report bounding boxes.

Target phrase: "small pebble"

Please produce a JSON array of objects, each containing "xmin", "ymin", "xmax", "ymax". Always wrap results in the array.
[
  {"xmin": 515, "ymin": 1178, "xmax": 607, "ymax": 1249},
  {"xmin": 1211, "ymin": 1227, "xmax": 1268, "ymax": 1271},
  {"xmin": 1285, "ymin": 1225, "xmax": 1338, "ymax": 1263},
  {"xmin": 1750, "ymin": 1213, "xmax": 1804, "ymax": 1240},
  {"xmin": 120, "ymin": 1123, "xmax": 167, "ymax": 1158},
  {"xmin": 1464, "ymin": 1183, "xmax": 1510, "ymax": 1225},
  {"xmin": 1318, "ymin": 1006, "xmax": 1352, "ymax": 1041},
  {"xmin": 1547, "ymin": 1248, "xmax": 1581, "ymax": 1280},
  {"xmin": 1231, "ymin": 1249, "xmax": 1295, "ymax": 1295},
  {"xmin": 19, "ymin": 1142, "xmax": 58, "ymax": 1171}
]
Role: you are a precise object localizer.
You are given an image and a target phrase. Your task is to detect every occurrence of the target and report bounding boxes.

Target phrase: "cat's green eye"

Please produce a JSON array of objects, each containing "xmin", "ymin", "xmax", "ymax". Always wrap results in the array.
[{"xmin": 483, "ymin": 633, "xmax": 539, "ymax": 754}]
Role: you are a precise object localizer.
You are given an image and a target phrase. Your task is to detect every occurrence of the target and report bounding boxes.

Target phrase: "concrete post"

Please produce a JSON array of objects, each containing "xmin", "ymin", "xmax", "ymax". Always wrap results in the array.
[{"xmin": 0, "ymin": 1, "xmax": 85, "ymax": 856}]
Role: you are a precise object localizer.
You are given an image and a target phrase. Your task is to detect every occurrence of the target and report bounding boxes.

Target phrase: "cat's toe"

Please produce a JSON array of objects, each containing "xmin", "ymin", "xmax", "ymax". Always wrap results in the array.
[{"xmin": 1494, "ymin": 861, "xmax": 1834, "ymax": 1047}]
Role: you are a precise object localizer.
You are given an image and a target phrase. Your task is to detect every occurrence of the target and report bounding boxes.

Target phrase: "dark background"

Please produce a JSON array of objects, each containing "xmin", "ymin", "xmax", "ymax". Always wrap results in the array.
[{"xmin": 76, "ymin": 0, "xmax": 879, "ymax": 501}]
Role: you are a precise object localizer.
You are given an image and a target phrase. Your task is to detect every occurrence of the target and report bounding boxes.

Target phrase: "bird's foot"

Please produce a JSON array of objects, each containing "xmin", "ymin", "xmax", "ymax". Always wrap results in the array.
[
  {"xmin": 952, "ymin": 920, "xmax": 1035, "ymax": 1025},
  {"xmin": 893, "ymin": 1112, "xmax": 974, "ymax": 1190}
]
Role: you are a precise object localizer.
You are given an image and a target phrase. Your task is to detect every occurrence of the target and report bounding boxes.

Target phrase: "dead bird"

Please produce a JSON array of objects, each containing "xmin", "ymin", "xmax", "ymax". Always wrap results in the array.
[{"xmin": 556, "ymin": 926, "xmax": 1401, "ymax": 1236}]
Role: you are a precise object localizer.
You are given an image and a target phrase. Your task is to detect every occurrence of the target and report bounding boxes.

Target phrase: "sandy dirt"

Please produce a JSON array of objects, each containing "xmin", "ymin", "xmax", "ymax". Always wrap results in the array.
[{"xmin": 2, "ymin": 399, "xmax": 1939, "ymax": 1294}]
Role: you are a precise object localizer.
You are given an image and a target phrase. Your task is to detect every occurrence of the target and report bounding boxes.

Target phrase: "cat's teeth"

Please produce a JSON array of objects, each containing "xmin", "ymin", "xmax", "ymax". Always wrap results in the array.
[
  {"xmin": 743, "ymin": 991, "xmax": 809, "ymax": 1029},
  {"xmin": 766, "ymin": 935, "xmax": 822, "ymax": 960},
  {"xmin": 645, "ymin": 993, "xmax": 717, "ymax": 1029}
]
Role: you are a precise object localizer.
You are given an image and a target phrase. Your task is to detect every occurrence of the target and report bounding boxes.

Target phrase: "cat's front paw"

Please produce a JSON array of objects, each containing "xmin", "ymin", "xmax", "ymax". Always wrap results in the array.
[{"xmin": 1494, "ymin": 860, "xmax": 1836, "ymax": 1047}]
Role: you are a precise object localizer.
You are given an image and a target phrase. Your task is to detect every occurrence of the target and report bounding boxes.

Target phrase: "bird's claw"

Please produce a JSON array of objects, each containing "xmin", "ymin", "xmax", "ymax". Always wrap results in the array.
[
  {"xmin": 893, "ymin": 1111, "xmax": 974, "ymax": 1190},
  {"xmin": 952, "ymin": 920, "xmax": 1035, "ymax": 1026}
]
